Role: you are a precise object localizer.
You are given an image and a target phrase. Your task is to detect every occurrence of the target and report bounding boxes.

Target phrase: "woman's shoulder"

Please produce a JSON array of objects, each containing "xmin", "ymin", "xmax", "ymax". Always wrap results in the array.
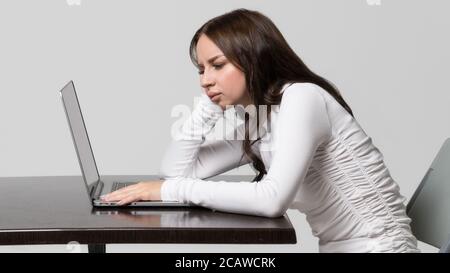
[
  {"xmin": 279, "ymin": 82, "xmax": 328, "ymax": 108},
  {"xmin": 281, "ymin": 82, "xmax": 325, "ymax": 95},
  {"xmin": 274, "ymin": 81, "xmax": 332, "ymax": 142}
]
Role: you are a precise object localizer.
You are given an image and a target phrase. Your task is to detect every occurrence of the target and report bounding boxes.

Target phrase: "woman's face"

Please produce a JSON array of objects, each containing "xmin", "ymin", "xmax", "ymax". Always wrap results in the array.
[{"xmin": 196, "ymin": 34, "xmax": 250, "ymax": 110}]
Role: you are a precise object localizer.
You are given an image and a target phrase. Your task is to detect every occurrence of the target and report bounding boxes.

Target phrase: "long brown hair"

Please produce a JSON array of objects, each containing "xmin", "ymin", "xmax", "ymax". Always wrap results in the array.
[{"xmin": 189, "ymin": 9, "xmax": 354, "ymax": 182}]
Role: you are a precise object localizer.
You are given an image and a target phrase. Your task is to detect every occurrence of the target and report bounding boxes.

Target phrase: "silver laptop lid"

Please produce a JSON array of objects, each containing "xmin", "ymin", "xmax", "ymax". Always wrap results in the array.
[
  {"xmin": 407, "ymin": 138, "xmax": 450, "ymax": 251},
  {"xmin": 60, "ymin": 81, "xmax": 100, "ymax": 196}
]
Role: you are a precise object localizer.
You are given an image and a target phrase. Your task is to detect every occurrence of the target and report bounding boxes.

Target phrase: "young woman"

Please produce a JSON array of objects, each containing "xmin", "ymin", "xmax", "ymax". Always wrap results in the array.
[{"xmin": 102, "ymin": 9, "xmax": 420, "ymax": 253}]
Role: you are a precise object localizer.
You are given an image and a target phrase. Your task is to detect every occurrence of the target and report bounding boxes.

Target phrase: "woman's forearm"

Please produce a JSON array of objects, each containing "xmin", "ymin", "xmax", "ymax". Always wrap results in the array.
[{"xmin": 159, "ymin": 93, "xmax": 223, "ymax": 178}]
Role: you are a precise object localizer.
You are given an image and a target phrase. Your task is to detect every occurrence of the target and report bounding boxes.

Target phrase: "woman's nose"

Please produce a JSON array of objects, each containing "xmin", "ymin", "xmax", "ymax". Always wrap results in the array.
[{"xmin": 200, "ymin": 72, "xmax": 215, "ymax": 88}]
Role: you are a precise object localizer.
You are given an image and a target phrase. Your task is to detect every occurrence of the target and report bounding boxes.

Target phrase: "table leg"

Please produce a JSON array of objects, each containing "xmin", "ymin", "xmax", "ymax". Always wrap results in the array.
[{"xmin": 88, "ymin": 244, "xmax": 106, "ymax": 253}]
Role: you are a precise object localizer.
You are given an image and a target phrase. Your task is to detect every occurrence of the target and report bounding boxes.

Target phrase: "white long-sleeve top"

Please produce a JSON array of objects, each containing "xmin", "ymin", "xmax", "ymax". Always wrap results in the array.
[{"xmin": 159, "ymin": 82, "xmax": 419, "ymax": 253}]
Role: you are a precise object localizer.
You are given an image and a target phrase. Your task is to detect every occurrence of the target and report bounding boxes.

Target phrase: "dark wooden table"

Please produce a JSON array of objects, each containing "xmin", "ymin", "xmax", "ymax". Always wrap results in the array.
[{"xmin": 0, "ymin": 175, "xmax": 296, "ymax": 253}]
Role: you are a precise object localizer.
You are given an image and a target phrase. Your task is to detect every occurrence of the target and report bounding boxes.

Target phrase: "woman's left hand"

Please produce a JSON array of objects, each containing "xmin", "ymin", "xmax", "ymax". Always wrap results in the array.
[{"xmin": 100, "ymin": 180, "xmax": 164, "ymax": 206}]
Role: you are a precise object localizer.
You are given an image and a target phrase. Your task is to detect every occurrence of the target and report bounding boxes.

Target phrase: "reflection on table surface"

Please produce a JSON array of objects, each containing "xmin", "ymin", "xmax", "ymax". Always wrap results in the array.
[{"xmin": 91, "ymin": 207, "xmax": 293, "ymax": 229}]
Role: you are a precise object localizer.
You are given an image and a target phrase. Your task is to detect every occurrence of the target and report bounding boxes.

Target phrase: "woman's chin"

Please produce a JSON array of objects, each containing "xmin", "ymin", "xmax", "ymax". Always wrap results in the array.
[
  {"xmin": 215, "ymin": 98, "xmax": 237, "ymax": 111},
  {"xmin": 214, "ymin": 100, "xmax": 225, "ymax": 110},
  {"xmin": 219, "ymin": 102, "xmax": 233, "ymax": 111}
]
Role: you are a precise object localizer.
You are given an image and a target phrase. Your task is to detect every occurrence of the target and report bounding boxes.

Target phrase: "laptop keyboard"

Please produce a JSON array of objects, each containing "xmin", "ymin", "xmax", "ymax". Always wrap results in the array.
[{"xmin": 111, "ymin": 182, "xmax": 137, "ymax": 192}]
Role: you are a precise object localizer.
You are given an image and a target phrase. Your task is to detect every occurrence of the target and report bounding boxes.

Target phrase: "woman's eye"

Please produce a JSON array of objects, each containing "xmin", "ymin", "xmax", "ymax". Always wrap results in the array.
[{"xmin": 198, "ymin": 64, "xmax": 224, "ymax": 75}]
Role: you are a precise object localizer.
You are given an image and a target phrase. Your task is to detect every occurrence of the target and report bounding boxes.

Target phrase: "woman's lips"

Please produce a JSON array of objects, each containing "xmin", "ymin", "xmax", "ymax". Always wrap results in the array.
[
  {"xmin": 207, "ymin": 91, "xmax": 221, "ymax": 101},
  {"xmin": 211, "ymin": 93, "xmax": 221, "ymax": 101}
]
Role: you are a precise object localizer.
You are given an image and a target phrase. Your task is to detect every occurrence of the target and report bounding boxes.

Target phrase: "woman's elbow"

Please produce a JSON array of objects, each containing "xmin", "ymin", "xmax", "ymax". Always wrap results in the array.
[
  {"xmin": 264, "ymin": 209, "xmax": 286, "ymax": 218},
  {"xmin": 258, "ymin": 203, "xmax": 287, "ymax": 218}
]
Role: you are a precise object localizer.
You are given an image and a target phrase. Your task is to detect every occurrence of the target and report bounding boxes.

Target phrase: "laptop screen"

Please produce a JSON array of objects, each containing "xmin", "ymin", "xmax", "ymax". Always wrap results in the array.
[{"xmin": 60, "ymin": 81, "xmax": 100, "ymax": 191}]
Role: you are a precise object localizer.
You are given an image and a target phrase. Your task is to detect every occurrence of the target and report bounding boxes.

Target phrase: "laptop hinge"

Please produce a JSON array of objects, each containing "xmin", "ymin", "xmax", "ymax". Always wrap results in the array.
[{"xmin": 89, "ymin": 180, "xmax": 104, "ymax": 200}]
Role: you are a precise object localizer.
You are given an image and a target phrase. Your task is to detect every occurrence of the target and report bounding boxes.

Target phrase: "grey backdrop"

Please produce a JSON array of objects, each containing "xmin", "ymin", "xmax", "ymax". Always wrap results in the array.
[{"xmin": 0, "ymin": 0, "xmax": 448, "ymax": 252}]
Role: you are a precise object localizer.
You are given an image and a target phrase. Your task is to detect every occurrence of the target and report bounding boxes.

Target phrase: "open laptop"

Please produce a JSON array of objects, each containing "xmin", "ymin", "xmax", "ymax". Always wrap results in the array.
[
  {"xmin": 406, "ymin": 138, "xmax": 450, "ymax": 252},
  {"xmin": 60, "ymin": 80, "xmax": 193, "ymax": 207}
]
